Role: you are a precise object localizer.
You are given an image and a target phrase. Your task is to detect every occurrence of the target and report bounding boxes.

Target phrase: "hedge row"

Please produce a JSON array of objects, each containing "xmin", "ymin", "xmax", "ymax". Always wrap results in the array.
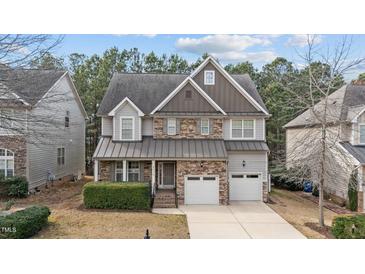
[
  {"xmin": 271, "ymin": 166, "xmax": 304, "ymax": 191},
  {"xmin": 0, "ymin": 206, "xmax": 50, "ymax": 239},
  {"xmin": 332, "ymin": 215, "xmax": 365, "ymax": 239},
  {"xmin": 0, "ymin": 176, "xmax": 28, "ymax": 198},
  {"xmin": 83, "ymin": 182, "xmax": 151, "ymax": 210}
]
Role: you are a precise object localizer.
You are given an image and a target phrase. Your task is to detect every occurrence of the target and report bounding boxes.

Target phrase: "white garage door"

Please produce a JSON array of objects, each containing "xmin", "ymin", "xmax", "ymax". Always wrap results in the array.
[
  {"xmin": 229, "ymin": 174, "xmax": 262, "ymax": 201},
  {"xmin": 185, "ymin": 176, "xmax": 219, "ymax": 205}
]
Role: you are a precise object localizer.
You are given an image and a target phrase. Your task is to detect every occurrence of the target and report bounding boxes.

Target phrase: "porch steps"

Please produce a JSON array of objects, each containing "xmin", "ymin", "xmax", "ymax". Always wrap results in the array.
[{"xmin": 153, "ymin": 189, "xmax": 177, "ymax": 208}]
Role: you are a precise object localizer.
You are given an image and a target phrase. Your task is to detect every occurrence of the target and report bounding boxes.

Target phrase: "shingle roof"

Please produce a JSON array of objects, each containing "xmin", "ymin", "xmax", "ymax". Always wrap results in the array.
[
  {"xmin": 0, "ymin": 69, "xmax": 65, "ymax": 105},
  {"xmin": 97, "ymin": 73, "xmax": 267, "ymax": 116},
  {"xmin": 93, "ymin": 136, "xmax": 228, "ymax": 159},
  {"xmin": 284, "ymin": 84, "xmax": 365, "ymax": 128},
  {"xmin": 340, "ymin": 142, "xmax": 365, "ymax": 164}
]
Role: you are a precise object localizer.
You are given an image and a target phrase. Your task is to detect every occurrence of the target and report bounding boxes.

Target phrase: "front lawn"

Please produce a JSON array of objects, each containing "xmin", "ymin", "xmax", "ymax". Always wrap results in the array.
[
  {"xmin": 268, "ymin": 187, "xmax": 339, "ymax": 239},
  {"xmin": 0, "ymin": 177, "xmax": 189, "ymax": 239}
]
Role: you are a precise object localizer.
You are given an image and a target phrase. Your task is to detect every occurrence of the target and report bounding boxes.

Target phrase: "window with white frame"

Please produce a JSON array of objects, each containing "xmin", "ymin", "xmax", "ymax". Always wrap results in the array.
[
  {"xmin": 201, "ymin": 118, "xmax": 209, "ymax": 135},
  {"xmin": 121, "ymin": 117, "xmax": 134, "ymax": 140},
  {"xmin": 57, "ymin": 147, "xmax": 65, "ymax": 166},
  {"xmin": 231, "ymin": 119, "xmax": 255, "ymax": 139},
  {"xmin": 167, "ymin": 118, "xmax": 176, "ymax": 135},
  {"xmin": 360, "ymin": 124, "xmax": 365, "ymax": 144},
  {"xmin": 0, "ymin": 148, "xmax": 14, "ymax": 178},
  {"xmin": 204, "ymin": 70, "xmax": 215, "ymax": 85},
  {"xmin": 115, "ymin": 161, "xmax": 124, "ymax": 181},
  {"xmin": 128, "ymin": 161, "xmax": 140, "ymax": 181}
]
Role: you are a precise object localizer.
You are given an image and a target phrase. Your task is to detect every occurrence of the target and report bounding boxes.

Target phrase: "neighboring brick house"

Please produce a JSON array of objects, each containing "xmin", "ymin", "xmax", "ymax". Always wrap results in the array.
[
  {"xmin": 93, "ymin": 56, "xmax": 270, "ymax": 207},
  {"xmin": 285, "ymin": 82, "xmax": 365, "ymax": 212},
  {"xmin": 0, "ymin": 69, "xmax": 87, "ymax": 190}
]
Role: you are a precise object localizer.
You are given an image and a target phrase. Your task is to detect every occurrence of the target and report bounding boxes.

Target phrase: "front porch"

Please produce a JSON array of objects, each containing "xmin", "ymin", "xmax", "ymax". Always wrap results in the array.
[{"xmin": 94, "ymin": 159, "xmax": 177, "ymax": 207}]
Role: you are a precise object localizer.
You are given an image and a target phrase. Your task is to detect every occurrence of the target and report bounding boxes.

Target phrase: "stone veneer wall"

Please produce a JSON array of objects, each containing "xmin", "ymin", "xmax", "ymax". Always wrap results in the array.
[
  {"xmin": 143, "ymin": 161, "xmax": 152, "ymax": 182},
  {"xmin": 262, "ymin": 181, "xmax": 268, "ymax": 202},
  {"xmin": 99, "ymin": 161, "xmax": 113, "ymax": 181},
  {"xmin": 358, "ymin": 191, "xmax": 364, "ymax": 212},
  {"xmin": 0, "ymin": 136, "xmax": 27, "ymax": 178},
  {"xmin": 176, "ymin": 160, "xmax": 228, "ymax": 205},
  {"xmin": 153, "ymin": 118, "xmax": 223, "ymax": 139}
]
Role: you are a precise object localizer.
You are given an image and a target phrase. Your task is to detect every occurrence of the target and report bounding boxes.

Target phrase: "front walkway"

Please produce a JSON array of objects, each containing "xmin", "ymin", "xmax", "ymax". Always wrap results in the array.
[{"xmin": 179, "ymin": 202, "xmax": 306, "ymax": 239}]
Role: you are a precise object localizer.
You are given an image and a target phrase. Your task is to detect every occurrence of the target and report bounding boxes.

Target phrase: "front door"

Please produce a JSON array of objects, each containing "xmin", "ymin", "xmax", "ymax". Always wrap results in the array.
[{"xmin": 160, "ymin": 162, "xmax": 175, "ymax": 188}]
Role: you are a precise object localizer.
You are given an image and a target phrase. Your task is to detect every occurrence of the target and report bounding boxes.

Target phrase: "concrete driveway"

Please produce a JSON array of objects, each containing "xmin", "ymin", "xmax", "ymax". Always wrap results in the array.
[{"xmin": 179, "ymin": 201, "xmax": 306, "ymax": 239}]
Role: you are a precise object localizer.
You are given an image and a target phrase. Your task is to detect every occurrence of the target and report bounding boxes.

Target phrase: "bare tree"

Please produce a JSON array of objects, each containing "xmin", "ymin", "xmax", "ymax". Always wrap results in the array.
[
  {"xmin": 283, "ymin": 35, "xmax": 365, "ymax": 227},
  {"xmin": 0, "ymin": 35, "xmax": 75, "ymax": 146}
]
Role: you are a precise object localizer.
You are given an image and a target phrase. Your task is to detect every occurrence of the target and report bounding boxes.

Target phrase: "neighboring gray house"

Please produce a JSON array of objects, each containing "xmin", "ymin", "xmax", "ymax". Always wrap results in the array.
[
  {"xmin": 284, "ymin": 82, "xmax": 365, "ymax": 212},
  {"xmin": 93, "ymin": 56, "xmax": 270, "ymax": 207},
  {"xmin": 0, "ymin": 69, "xmax": 87, "ymax": 190}
]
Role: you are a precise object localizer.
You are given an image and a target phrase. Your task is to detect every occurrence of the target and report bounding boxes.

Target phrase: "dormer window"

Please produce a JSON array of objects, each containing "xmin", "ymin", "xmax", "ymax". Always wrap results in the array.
[
  {"xmin": 204, "ymin": 70, "xmax": 215, "ymax": 85},
  {"xmin": 121, "ymin": 117, "xmax": 134, "ymax": 140}
]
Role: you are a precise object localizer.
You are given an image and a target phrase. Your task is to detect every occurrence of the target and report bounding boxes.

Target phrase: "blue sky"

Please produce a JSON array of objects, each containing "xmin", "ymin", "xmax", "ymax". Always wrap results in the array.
[{"xmin": 54, "ymin": 34, "xmax": 365, "ymax": 80}]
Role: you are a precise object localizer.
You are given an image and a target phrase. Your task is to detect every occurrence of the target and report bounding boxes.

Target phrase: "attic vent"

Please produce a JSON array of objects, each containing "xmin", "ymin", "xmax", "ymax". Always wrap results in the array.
[{"xmin": 185, "ymin": 90, "xmax": 192, "ymax": 99}]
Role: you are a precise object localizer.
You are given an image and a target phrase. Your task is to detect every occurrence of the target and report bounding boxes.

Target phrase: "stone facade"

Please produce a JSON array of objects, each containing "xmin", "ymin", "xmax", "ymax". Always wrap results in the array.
[
  {"xmin": 176, "ymin": 160, "xmax": 228, "ymax": 205},
  {"xmin": 0, "ymin": 136, "xmax": 26, "ymax": 178},
  {"xmin": 99, "ymin": 161, "xmax": 113, "ymax": 181},
  {"xmin": 262, "ymin": 181, "xmax": 269, "ymax": 202},
  {"xmin": 143, "ymin": 161, "xmax": 152, "ymax": 182},
  {"xmin": 153, "ymin": 117, "xmax": 223, "ymax": 139},
  {"xmin": 358, "ymin": 191, "xmax": 364, "ymax": 212}
]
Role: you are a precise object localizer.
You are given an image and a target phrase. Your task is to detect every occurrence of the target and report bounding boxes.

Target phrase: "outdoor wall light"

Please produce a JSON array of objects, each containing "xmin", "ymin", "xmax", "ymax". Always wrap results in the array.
[{"xmin": 242, "ymin": 160, "xmax": 246, "ymax": 167}]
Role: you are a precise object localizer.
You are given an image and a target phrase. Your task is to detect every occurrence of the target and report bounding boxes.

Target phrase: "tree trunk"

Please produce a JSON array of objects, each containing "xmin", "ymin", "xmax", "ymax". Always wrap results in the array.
[
  {"xmin": 318, "ymin": 181, "xmax": 325, "ymax": 227},
  {"xmin": 318, "ymin": 125, "xmax": 326, "ymax": 227}
]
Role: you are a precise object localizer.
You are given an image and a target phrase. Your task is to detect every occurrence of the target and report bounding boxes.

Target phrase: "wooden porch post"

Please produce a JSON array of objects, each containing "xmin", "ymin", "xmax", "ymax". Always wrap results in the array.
[
  {"xmin": 151, "ymin": 160, "xmax": 156, "ymax": 195},
  {"xmin": 94, "ymin": 159, "xmax": 99, "ymax": 182},
  {"xmin": 123, "ymin": 160, "xmax": 127, "ymax": 181}
]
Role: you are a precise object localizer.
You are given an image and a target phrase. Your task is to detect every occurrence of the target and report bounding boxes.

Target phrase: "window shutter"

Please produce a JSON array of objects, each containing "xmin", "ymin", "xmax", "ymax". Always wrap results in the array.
[
  {"xmin": 176, "ymin": 119, "xmax": 181, "ymax": 134},
  {"xmin": 209, "ymin": 119, "xmax": 213, "ymax": 135},
  {"xmin": 163, "ymin": 118, "xmax": 167, "ymax": 134},
  {"xmin": 196, "ymin": 119, "xmax": 201, "ymax": 134}
]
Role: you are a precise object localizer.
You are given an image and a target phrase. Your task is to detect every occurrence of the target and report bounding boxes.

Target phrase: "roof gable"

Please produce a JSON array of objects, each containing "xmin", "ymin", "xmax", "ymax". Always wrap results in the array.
[
  {"xmin": 108, "ymin": 97, "xmax": 144, "ymax": 116},
  {"xmin": 151, "ymin": 77, "xmax": 226, "ymax": 115},
  {"xmin": 191, "ymin": 57, "xmax": 269, "ymax": 115}
]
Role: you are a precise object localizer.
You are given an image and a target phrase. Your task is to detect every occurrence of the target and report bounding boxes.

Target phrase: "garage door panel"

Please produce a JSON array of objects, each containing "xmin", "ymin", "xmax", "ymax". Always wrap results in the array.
[
  {"xmin": 185, "ymin": 176, "xmax": 219, "ymax": 205},
  {"xmin": 229, "ymin": 174, "xmax": 262, "ymax": 201}
]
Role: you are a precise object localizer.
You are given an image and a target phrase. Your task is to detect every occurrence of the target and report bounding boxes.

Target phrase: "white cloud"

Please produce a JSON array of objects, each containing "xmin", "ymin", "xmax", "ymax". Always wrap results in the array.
[
  {"xmin": 176, "ymin": 34, "xmax": 271, "ymax": 54},
  {"xmin": 286, "ymin": 34, "xmax": 322, "ymax": 47},
  {"xmin": 8, "ymin": 44, "xmax": 30, "ymax": 55},
  {"xmin": 175, "ymin": 34, "xmax": 276, "ymax": 63},
  {"xmin": 211, "ymin": 51, "xmax": 277, "ymax": 63}
]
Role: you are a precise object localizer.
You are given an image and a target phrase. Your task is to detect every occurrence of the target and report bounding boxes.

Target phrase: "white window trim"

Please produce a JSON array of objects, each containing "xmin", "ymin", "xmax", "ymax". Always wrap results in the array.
[
  {"xmin": 230, "ymin": 119, "xmax": 256, "ymax": 140},
  {"xmin": 359, "ymin": 123, "xmax": 365, "ymax": 144},
  {"xmin": 120, "ymin": 116, "xmax": 135, "ymax": 141},
  {"xmin": 57, "ymin": 147, "xmax": 65, "ymax": 166},
  {"xmin": 167, "ymin": 118, "xmax": 177, "ymax": 136},
  {"xmin": 128, "ymin": 161, "xmax": 140, "ymax": 181},
  {"xmin": 204, "ymin": 70, "xmax": 215, "ymax": 85},
  {"xmin": 115, "ymin": 161, "xmax": 124, "ymax": 181},
  {"xmin": 201, "ymin": 118, "xmax": 210, "ymax": 135},
  {"xmin": 0, "ymin": 148, "xmax": 15, "ymax": 178}
]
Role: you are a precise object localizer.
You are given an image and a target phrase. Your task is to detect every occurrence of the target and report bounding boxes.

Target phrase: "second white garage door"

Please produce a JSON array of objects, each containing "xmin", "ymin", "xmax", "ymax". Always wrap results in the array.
[
  {"xmin": 229, "ymin": 174, "xmax": 262, "ymax": 201},
  {"xmin": 184, "ymin": 175, "xmax": 219, "ymax": 205}
]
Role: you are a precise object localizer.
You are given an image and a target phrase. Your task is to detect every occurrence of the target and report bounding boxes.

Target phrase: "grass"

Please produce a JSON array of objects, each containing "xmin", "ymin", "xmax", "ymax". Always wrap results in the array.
[
  {"xmin": 268, "ymin": 187, "xmax": 339, "ymax": 239},
  {"xmin": 0, "ymin": 177, "xmax": 189, "ymax": 239}
]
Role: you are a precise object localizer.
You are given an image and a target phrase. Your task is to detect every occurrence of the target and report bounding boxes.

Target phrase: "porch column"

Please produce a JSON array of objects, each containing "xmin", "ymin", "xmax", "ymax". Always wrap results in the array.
[
  {"xmin": 94, "ymin": 159, "xmax": 99, "ymax": 182},
  {"xmin": 151, "ymin": 160, "xmax": 156, "ymax": 195},
  {"xmin": 123, "ymin": 160, "xmax": 127, "ymax": 181}
]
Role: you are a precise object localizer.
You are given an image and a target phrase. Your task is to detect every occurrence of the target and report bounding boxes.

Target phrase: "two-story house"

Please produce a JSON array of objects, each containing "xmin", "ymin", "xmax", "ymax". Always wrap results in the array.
[
  {"xmin": 93, "ymin": 56, "xmax": 270, "ymax": 207},
  {"xmin": 0, "ymin": 69, "xmax": 87, "ymax": 190},
  {"xmin": 285, "ymin": 82, "xmax": 365, "ymax": 212}
]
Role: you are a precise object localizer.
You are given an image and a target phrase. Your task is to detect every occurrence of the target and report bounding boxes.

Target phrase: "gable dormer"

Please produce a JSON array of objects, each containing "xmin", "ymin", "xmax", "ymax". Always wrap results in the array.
[{"xmin": 108, "ymin": 97, "xmax": 144, "ymax": 141}]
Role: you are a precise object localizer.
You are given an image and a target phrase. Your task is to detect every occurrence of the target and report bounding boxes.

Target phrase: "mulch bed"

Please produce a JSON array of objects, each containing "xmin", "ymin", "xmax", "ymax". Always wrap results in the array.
[
  {"xmin": 305, "ymin": 222, "xmax": 335, "ymax": 239},
  {"xmin": 296, "ymin": 192, "xmax": 352, "ymax": 215}
]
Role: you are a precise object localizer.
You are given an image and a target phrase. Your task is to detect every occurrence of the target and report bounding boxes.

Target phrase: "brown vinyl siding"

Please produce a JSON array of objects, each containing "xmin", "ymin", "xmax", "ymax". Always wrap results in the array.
[
  {"xmin": 193, "ymin": 62, "xmax": 259, "ymax": 113},
  {"xmin": 160, "ymin": 82, "xmax": 217, "ymax": 113}
]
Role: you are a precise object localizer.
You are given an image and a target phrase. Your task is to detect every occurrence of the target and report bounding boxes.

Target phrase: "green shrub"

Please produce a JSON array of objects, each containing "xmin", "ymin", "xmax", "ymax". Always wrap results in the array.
[
  {"xmin": 0, "ymin": 176, "xmax": 28, "ymax": 198},
  {"xmin": 312, "ymin": 185, "xmax": 319, "ymax": 197},
  {"xmin": 3, "ymin": 199, "xmax": 15, "ymax": 211},
  {"xmin": 83, "ymin": 182, "xmax": 151, "ymax": 210},
  {"xmin": 0, "ymin": 206, "xmax": 50, "ymax": 239},
  {"xmin": 332, "ymin": 215, "xmax": 365, "ymax": 239},
  {"xmin": 347, "ymin": 170, "xmax": 358, "ymax": 211}
]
